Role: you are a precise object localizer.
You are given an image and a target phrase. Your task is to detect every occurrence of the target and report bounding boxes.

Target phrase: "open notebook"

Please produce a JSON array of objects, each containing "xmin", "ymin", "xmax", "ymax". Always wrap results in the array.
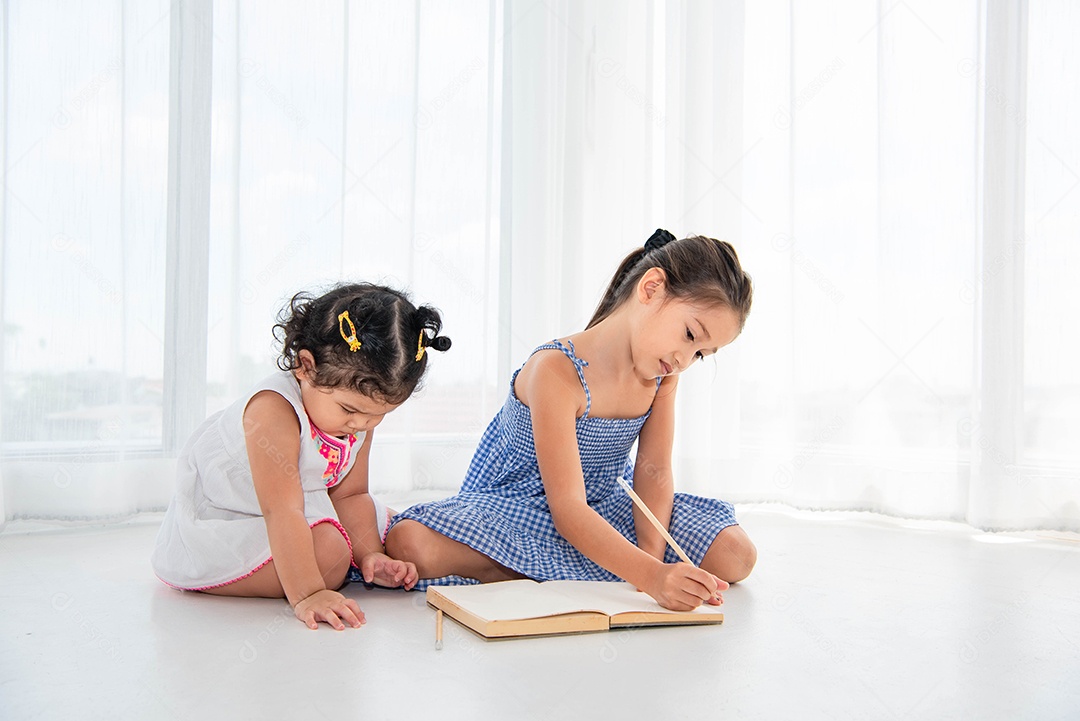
[{"xmin": 427, "ymin": 579, "xmax": 724, "ymax": 639}]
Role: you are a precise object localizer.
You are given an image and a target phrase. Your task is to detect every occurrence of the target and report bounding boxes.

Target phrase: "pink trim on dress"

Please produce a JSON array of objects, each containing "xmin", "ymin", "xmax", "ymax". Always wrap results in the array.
[
  {"xmin": 157, "ymin": 517, "xmax": 353, "ymax": 592},
  {"xmin": 380, "ymin": 507, "xmax": 392, "ymax": 544}
]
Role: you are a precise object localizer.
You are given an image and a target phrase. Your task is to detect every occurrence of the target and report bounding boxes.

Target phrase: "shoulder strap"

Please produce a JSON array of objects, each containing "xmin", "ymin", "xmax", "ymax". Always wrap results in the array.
[{"xmin": 529, "ymin": 339, "xmax": 592, "ymax": 418}]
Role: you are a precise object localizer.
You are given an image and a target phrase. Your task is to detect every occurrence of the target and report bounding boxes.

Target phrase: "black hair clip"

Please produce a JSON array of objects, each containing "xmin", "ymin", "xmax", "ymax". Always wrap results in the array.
[{"xmin": 644, "ymin": 228, "xmax": 676, "ymax": 252}]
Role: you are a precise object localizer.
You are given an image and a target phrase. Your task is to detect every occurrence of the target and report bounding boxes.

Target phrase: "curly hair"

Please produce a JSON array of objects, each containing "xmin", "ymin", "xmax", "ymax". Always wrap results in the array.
[{"xmin": 273, "ymin": 282, "xmax": 451, "ymax": 405}]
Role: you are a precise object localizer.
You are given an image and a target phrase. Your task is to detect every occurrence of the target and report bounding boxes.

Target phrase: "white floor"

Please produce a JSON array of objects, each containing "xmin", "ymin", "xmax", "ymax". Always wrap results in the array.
[{"xmin": 1, "ymin": 501, "xmax": 1078, "ymax": 721}]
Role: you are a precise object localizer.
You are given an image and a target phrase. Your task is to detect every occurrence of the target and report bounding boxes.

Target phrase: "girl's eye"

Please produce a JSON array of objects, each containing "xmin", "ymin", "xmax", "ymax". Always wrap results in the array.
[{"xmin": 687, "ymin": 328, "xmax": 702, "ymax": 359}]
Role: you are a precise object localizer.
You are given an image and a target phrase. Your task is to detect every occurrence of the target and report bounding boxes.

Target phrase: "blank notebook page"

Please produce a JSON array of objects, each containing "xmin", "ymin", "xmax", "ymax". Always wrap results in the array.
[{"xmin": 432, "ymin": 580, "xmax": 724, "ymax": 621}]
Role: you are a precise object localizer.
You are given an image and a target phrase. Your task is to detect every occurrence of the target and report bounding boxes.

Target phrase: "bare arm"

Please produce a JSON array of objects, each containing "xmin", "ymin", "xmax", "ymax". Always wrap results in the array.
[
  {"xmin": 519, "ymin": 353, "xmax": 718, "ymax": 611},
  {"xmin": 327, "ymin": 430, "xmax": 382, "ymax": 561},
  {"xmin": 243, "ymin": 391, "xmax": 329, "ymax": 607},
  {"xmin": 328, "ymin": 429, "xmax": 417, "ymax": 589},
  {"xmin": 631, "ymin": 375, "xmax": 679, "ymax": 561}
]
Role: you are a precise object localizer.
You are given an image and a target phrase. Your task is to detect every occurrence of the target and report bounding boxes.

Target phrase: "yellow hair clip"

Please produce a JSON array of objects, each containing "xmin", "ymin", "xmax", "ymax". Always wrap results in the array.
[
  {"xmin": 415, "ymin": 329, "xmax": 426, "ymax": 362},
  {"xmin": 338, "ymin": 311, "xmax": 361, "ymax": 352}
]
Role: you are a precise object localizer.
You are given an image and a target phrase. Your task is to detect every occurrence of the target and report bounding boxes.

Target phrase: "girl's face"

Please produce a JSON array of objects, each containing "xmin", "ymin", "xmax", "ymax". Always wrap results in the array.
[
  {"xmin": 631, "ymin": 269, "xmax": 743, "ymax": 381},
  {"xmin": 295, "ymin": 352, "xmax": 402, "ymax": 437}
]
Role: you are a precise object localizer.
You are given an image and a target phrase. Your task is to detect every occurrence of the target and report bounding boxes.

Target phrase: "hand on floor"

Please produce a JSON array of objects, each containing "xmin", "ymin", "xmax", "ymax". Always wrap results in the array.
[{"xmin": 292, "ymin": 589, "xmax": 365, "ymax": 630}]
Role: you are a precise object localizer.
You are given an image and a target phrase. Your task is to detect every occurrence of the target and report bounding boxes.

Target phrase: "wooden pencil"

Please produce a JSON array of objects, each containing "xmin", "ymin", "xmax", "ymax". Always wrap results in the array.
[
  {"xmin": 435, "ymin": 608, "xmax": 444, "ymax": 650},
  {"xmin": 614, "ymin": 475, "xmax": 695, "ymax": 566}
]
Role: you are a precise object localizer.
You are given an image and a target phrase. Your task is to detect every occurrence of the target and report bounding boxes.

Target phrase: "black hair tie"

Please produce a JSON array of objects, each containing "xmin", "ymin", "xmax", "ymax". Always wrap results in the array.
[{"xmin": 644, "ymin": 228, "xmax": 676, "ymax": 252}]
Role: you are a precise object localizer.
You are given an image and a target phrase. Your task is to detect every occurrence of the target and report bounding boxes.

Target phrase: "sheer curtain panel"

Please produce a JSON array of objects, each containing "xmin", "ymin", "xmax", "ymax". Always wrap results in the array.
[
  {"xmin": 0, "ymin": 0, "xmax": 502, "ymax": 522},
  {"xmin": 1, "ymin": 1, "xmax": 1077, "ymax": 532}
]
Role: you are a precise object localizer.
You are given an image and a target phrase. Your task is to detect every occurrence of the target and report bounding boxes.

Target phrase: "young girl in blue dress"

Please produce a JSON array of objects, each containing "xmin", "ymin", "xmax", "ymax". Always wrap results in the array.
[
  {"xmin": 387, "ymin": 231, "xmax": 756, "ymax": 611},
  {"xmin": 152, "ymin": 283, "xmax": 451, "ymax": 629}
]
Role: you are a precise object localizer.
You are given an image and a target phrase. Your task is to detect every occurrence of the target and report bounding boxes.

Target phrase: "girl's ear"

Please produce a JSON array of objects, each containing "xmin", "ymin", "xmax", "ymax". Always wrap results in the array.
[
  {"xmin": 636, "ymin": 267, "xmax": 667, "ymax": 304},
  {"xmin": 295, "ymin": 350, "xmax": 317, "ymax": 381}
]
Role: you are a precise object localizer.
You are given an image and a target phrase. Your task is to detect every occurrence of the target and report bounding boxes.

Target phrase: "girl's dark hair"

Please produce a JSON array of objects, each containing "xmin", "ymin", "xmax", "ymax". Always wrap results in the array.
[
  {"xmin": 274, "ymin": 282, "xmax": 451, "ymax": 405},
  {"xmin": 587, "ymin": 233, "xmax": 753, "ymax": 330}
]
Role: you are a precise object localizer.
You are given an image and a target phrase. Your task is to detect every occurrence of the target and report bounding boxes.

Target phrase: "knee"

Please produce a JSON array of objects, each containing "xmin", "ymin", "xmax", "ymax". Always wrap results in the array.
[
  {"xmin": 312, "ymin": 523, "xmax": 352, "ymax": 589},
  {"xmin": 384, "ymin": 520, "xmax": 428, "ymax": 566},
  {"xmin": 731, "ymin": 532, "xmax": 758, "ymax": 582},
  {"xmin": 705, "ymin": 525, "xmax": 758, "ymax": 584}
]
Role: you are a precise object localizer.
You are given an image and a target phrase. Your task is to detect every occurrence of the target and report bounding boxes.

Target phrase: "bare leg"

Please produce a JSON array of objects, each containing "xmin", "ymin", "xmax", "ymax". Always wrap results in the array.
[
  {"xmin": 202, "ymin": 522, "xmax": 352, "ymax": 598},
  {"xmin": 699, "ymin": 525, "xmax": 757, "ymax": 584},
  {"xmin": 385, "ymin": 520, "xmax": 525, "ymax": 583}
]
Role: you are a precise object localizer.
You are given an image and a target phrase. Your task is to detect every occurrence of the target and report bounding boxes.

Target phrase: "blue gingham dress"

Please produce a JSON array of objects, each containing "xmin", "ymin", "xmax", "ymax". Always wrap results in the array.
[{"xmin": 390, "ymin": 340, "xmax": 739, "ymax": 589}]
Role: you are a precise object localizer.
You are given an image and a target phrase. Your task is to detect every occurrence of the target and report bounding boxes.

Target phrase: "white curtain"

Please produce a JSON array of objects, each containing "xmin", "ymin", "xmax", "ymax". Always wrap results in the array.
[
  {"xmin": 729, "ymin": 0, "xmax": 1080, "ymax": 531},
  {"xmin": 2, "ymin": 0, "xmax": 1077, "ymax": 532},
  {"xmin": 1, "ymin": 0, "xmax": 503, "ymax": 519}
]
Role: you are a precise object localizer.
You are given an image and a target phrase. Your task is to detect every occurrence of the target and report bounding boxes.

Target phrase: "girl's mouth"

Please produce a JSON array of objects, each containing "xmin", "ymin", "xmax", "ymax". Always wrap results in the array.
[{"xmin": 660, "ymin": 360, "xmax": 673, "ymax": 376}]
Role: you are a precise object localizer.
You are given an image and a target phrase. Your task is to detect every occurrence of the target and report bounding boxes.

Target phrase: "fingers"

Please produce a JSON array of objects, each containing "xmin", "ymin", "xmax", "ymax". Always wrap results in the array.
[
  {"xmin": 678, "ymin": 580, "xmax": 709, "ymax": 609},
  {"xmin": 318, "ymin": 602, "xmax": 364, "ymax": 631},
  {"xmin": 710, "ymin": 573, "xmax": 726, "ymax": 604},
  {"xmin": 336, "ymin": 600, "xmax": 365, "ymax": 629},
  {"xmin": 383, "ymin": 560, "xmax": 404, "ymax": 586},
  {"xmin": 677, "ymin": 570, "xmax": 713, "ymax": 606},
  {"xmin": 654, "ymin": 565, "xmax": 726, "ymax": 611},
  {"xmin": 403, "ymin": 562, "xmax": 419, "ymax": 591},
  {"xmin": 707, "ymin": 573, "xmax": 727, "ymax": 604},
  {"xmin": 294, "ymin": 590, "xmax": 366, "ymax": 630},
  {"xmin": 652, "ymin": 581, "xmax": 701, "ymax": 612},
  {"xmin": 319, "ymin": 608, "xmax": 345, "ymax": 631},
  {"xmin": 345, "ymin": 598, "xmax": 364, "ymax": 617},
  {"xmin": 360, "ymin": 554, "xmax": 377, "ymax": 584},
  {"xmin": 687, "ymin": 567, "xmax": 729, "ymax": 603},
  {"xmin": 361, "ymin": 555, "xmax": 417, "ymax": 589}
]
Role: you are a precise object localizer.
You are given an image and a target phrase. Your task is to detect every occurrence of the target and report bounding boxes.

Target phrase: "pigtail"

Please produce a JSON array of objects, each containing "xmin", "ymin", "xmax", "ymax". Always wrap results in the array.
[
  {"xmin": 274, "ymin": 283, "xmax": 450, "ymax": 404},
  {"xmin": 414, "ymin": 305, "xmax": 453, "ymax": 355}
]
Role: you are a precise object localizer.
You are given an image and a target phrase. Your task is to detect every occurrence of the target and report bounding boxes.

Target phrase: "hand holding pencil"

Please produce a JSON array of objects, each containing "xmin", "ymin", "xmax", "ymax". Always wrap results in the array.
[{"xmin": 615, "ymin": 476, "xmax": 727, "ymax": 611}]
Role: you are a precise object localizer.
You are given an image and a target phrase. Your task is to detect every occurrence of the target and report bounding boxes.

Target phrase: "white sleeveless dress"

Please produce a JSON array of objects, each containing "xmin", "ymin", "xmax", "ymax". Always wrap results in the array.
[{"xmin": 151, "ymin": 371, "xmax": 378, "ymax": 590}]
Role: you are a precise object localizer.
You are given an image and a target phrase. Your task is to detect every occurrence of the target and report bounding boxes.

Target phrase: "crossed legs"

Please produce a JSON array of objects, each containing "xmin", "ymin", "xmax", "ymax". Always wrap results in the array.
[
  {"xmin": 387, "ymin": 518, "xmax": 756, "ymax": 585},
  {"xmin": 384, "ymin": 520, "xmax": 525, "ymax": 583}
]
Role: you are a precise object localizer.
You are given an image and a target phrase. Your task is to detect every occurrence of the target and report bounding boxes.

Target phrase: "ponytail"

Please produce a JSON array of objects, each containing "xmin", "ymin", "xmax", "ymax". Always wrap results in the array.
[
  {"xmin": 587, "ymin": 248, "xmax": 649, "ymax": 329},
  {"xmin": 586, "ymin": 230, "xmax": 752, "ymax": 330}
]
